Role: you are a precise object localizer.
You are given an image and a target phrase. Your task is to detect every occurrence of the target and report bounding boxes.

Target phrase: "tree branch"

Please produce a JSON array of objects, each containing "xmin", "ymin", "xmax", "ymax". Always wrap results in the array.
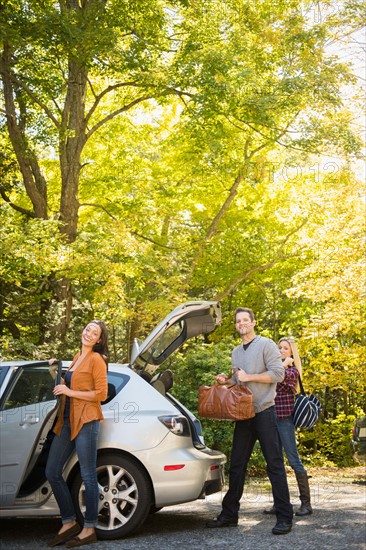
[
  {"xmin": 1, "ymin": 43, "xmax": 48, "ymax": 218},
  {"xmin": 5, "ymin": 72, "xmax": 60, "ymax": 128},
  {"xmin": 79, "ymin": 202, "xmax": 118, "ymax": 220},
  {"xmin": 226, "ymin": 112, "xmax": 328, "ymax": 156},
  {"xmin": 214, "ymin": 220, "xmax": 308, "ymax": 300},
  {"xmin": 85, "ymin": 80, "xmax": 143, "ymax": 125},
  {"xmin": 86, "ymin": 95, "xmax": 154, "ymax": 139},
  {"xmin": 130, "ymin": 230, "xmax": 180, "ymax": 249},
  {"xmin": 79, "ymin": 202, "xmax": 180, "ymax": 249},
  {"xmin": 215, "ymin": 259, "xmax": 283, "ymax": 301},
  {"xmin": 85, "ymin": 83, "xmax": 193, "ymax": 135},
  {"xmin": 0, "ymin": 189, "xmax": 36, "ymax": 218},
  {"xmin": 233, "ymin": 111, "xmax": 301, "ymax": 147}
]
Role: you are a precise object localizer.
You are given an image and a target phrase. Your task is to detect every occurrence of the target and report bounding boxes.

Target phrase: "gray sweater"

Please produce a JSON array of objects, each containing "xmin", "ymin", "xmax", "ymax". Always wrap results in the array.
[{"xmin": 232, "ymin": 336, "xmax": 284, "ymax": 414}]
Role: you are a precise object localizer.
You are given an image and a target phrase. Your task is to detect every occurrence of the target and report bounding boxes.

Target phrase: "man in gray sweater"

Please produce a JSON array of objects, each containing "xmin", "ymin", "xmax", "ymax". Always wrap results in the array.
[{"xmin": 206, "ymin": 307, "xmax": 293, "ymax": 535}]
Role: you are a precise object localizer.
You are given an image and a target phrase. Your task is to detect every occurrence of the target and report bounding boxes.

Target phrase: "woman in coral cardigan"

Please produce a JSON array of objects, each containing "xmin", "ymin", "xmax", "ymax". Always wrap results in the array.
[{"xmin": 46, "ymin": 320, "xmax": 108, "ymax": 548}]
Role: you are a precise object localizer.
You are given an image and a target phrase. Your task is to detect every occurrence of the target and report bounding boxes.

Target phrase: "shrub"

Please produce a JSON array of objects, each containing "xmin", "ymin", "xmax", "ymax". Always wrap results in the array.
[{"xmin": 297, "ymin": 413, "xmax": 358, "ymax": 467}]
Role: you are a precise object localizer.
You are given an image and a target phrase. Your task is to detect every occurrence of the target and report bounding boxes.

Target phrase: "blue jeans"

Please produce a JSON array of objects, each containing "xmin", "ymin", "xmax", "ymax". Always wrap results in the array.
[
  {"xmin": 276, "ymin": 417, "xmax": 305, "ymax": 473},
  {"xmin": 46, "ymin": 419, "xmax": 100, "ymax": 528},
  {"xmin": 221, "ymin": 406, "xmax": 293, "ymax": 523}
]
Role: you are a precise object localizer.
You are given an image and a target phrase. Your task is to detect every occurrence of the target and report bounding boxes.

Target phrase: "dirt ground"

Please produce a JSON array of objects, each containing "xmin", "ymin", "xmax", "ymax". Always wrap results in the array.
[{"xmin": 1, "ymin": 466, "xmax": 365, "ymax": 549}]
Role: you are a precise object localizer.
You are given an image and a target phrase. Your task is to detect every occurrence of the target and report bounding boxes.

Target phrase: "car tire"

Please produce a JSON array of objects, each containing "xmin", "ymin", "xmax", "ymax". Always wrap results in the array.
[{"xmin": 71, "ymin": 452, "xmax": 153, "ymax": 540}]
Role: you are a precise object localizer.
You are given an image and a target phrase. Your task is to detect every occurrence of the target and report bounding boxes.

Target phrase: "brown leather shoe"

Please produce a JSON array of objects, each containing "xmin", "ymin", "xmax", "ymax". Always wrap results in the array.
[
  {"xmin": 272, "ymin": 521, "xmax": 292, "ymax": 535},
  {"xmin": 47, "ymin": 523, "xmax": 81, "ymax": 547},
  {"xmin": 295, "ymin": 503, "xmax": 313, "ymax": 516},
  {"xmin": 206, "ymin": 517, "xmax": 238, "ymax": 528},
  {"xmin": 66, "ymin": 532, "xmax": 97, "ymax": 548}
]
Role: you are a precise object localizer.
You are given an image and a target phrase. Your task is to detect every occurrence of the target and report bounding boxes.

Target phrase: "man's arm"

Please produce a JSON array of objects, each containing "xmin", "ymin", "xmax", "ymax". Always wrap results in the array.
[{"xmin": 236, "ymin": 370, "xmax": 276, "ymax": 384}]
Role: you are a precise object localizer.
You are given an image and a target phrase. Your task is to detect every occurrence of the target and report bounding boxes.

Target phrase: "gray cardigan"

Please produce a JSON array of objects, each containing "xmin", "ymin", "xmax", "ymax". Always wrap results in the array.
[{"xmin": 232, "ymin": 336, "xmax": 284, "ymax": 414}]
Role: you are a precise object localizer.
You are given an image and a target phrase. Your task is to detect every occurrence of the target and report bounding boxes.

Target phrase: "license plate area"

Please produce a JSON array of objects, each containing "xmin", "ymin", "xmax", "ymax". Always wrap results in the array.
[{"xmin": 359, "ymin": 427, "xmax": 366, "ymax": 438}]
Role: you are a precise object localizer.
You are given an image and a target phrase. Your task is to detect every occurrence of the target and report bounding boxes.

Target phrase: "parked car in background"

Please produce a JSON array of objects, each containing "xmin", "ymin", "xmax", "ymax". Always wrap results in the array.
[
  {"xmin": 351, "ymin": 415, "xmax": 366, "ymax": 456},
  {"xmin": 0, "ymin": 301, "xmax": 226, "ymax": 540}
]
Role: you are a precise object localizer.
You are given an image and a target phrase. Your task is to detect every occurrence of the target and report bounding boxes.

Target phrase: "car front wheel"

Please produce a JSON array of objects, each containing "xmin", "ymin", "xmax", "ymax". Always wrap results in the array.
[{"xmin": 71, "ymin": 452, "xmax": 153, "ymax": 540}]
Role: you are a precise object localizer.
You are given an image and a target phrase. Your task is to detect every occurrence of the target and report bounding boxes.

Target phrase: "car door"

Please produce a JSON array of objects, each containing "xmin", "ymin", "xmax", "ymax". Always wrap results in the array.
[
  {"xmin": 130, "ymin": 300, "xmax": 222, "ymax": 375},
  {"xmin": 0, "ymin": 361, "xmax": 61, "ymax": 507}
]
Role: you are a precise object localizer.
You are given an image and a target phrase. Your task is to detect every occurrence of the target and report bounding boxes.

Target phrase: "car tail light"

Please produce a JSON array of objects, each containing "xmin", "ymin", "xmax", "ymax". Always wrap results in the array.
[{"xmin": 158, "ymin": 415, "xmax": 190, "ymax": 436}]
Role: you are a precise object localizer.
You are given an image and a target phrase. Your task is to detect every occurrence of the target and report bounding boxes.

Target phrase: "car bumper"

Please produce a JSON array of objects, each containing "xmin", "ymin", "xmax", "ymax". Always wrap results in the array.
[
  {"xmin": 135, "ymin": 444, "xmax": 226, "ymax": 507},
  {"xmin": 352, "ymin": 439, "xmax": 366, "ymax": 454},
  {"xmin": 198, "ymin": 476, "xmax": 223, "ymax": 498}
]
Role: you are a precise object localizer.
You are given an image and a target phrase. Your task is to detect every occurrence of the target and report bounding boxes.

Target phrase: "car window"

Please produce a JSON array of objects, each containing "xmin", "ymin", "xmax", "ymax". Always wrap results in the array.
[
  {"xmin": 2, "ymin": 366, "xmax": 56, "ymax": 410},
  {"xmin": 140, "ymin": 321, "xmax": 185, "ymax": 363},
  {"xmin": 102, "ymin": 372, "xmax": 130, "ymax": 405}
]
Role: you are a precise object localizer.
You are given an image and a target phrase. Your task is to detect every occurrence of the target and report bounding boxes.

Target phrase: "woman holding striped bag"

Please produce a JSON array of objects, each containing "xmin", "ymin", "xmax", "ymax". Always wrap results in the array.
[{"xmin": 264, "ymin": 337, "xmax": 313, "ymax": 517}]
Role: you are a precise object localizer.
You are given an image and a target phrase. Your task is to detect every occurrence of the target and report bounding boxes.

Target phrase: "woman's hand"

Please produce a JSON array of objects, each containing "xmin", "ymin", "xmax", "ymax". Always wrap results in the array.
[
  {"xmin": 282, "ymin": 357, "xmax": 294, "ymax": 369},
  {"xmin": 48, "ymin": 360, "xmax": 58, "ymax": 380},
  {"xmin": 53, "ymin": 384, "xmax": 71, "ymax": 397}
]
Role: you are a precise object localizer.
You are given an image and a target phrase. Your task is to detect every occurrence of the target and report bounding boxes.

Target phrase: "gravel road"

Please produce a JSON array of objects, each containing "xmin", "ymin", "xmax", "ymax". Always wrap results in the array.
[{"xmin": 1, "ymin": 467, "xmax": 365, "ymax": 550}]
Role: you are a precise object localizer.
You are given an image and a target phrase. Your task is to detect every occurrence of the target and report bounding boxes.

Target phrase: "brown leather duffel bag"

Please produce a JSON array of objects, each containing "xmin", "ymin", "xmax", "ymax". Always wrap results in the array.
[{"xmin": 198, "ymin": 382, "xmax": 255, "ymax": 421}]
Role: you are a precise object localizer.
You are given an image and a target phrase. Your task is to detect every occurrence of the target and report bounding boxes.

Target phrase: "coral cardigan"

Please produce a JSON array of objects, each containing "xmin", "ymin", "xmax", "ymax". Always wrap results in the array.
[{"xmin": 53, "ymin": 351, "xmax": 108, "ymax": 441}]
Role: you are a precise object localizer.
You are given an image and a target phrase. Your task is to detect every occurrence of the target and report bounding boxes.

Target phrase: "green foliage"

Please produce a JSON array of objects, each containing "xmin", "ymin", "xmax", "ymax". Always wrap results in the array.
[
  {"xmin": 169, "ymin": 340, "xmax": 233, "ymax": 407},
  {"xmin": 297, "ymin": 414, "xmax": 359, "ymax": 467},
  {"xmin": 0, "ymin": 0, "xmax": 364, "ymax": 466}
]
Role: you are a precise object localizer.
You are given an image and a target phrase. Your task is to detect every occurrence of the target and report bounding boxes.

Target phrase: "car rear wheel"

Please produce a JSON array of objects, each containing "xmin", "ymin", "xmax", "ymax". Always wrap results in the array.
[{"xmin": 71, "ymin": 453, "xmax": 153, "ymax": 540}]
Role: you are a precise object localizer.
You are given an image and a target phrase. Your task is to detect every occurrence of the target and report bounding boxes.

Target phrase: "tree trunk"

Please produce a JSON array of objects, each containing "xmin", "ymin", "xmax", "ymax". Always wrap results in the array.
[
  {"xmin": 48, "ymin": 276, "xmax": 73, "ymax": 343},
  {"xmin": 59, "ymin": 60, "xmax": 88, "ymax": 242},
  {"xmin": 52, "ymin": 58, "xmax": 88, "ymax": 339}
]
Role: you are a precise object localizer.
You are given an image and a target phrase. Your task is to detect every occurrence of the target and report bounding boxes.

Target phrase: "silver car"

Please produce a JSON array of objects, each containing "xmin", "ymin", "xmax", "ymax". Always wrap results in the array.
[{"xmin": 0, "ymin": 301, "xmax": 226, "ymax": 540}]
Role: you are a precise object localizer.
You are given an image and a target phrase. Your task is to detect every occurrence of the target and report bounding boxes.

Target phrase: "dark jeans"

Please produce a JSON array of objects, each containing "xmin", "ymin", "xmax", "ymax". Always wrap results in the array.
[
  {"xmin": 221, "ymin": 406, "xmax": 293, "ymax": 523},
  {"xmin": 45, "ymin": 418, "xmax": 100, "ymax": 528}
]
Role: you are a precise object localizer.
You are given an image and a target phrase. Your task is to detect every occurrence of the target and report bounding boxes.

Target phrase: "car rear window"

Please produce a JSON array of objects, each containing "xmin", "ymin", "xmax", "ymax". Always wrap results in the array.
[{"xmin": 102, "ymin": 372, "xmax": 130, "ymax": 405}]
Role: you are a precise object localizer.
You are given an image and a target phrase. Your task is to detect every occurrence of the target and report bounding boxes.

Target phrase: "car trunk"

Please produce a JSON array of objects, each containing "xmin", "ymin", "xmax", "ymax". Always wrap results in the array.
[{"xmin": 128, "ymin": 302, "xmax": 221, "ymax": 451}]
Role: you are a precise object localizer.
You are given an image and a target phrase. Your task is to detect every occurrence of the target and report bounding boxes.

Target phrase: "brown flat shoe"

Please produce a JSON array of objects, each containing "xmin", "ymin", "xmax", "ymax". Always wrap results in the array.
[
  {"xmin": 263, "ymin": 505, "xmax": 276, "ymax": 515},
  {"xmin": 47, "ymin": 523, "xmax": 81, "ymax": 547},
  {"xmin": 66, "ymin": 532, "xmax": 97, "ymax": 548}
]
